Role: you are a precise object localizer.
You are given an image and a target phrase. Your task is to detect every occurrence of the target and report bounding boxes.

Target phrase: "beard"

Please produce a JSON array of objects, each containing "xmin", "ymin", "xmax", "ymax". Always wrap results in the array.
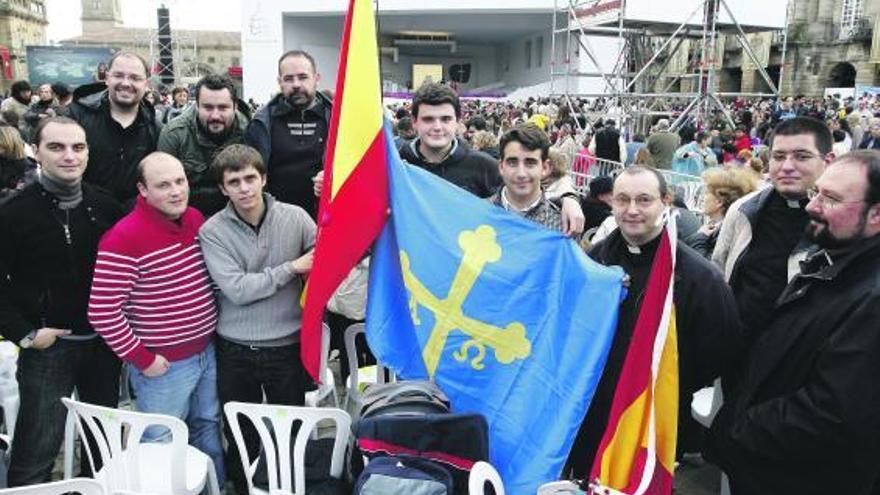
[
  {"xmin": 285, "ymin": 90, "xmax": 314, "ymax": 109},
  {"xmin": 198, "ymin": 119, "xmax": 233, "ymax": 144},
  {"xmin": 805, "ymin": 211, "xmax": 868, "ymax": 250}
]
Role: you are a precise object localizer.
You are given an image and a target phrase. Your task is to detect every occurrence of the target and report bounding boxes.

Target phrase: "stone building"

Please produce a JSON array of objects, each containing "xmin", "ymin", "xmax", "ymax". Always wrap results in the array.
[
  {"xmin": 705, "ymin": 0, "xmax": 879, "ymax": 97},
  {"xmin": 781, "ymin": 0, "xmax": 880, "ymax": 96},
  {"xmin": 0, "ymin": 0, "xmax": 47, "ymax": 93},
  {"xmin": 61, "ymin": 0, "xmax": 241, "ymax": 89}
]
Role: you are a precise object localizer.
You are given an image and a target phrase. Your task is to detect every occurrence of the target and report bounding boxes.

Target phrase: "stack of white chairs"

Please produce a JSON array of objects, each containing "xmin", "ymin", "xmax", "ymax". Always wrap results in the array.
[
  {"xmin": 61, "ymin": 397, "xmax": 221, "ymax": 495},
  {"xmin": 223, "ymin": 402, "xmax": 351, "ymax": 495}
]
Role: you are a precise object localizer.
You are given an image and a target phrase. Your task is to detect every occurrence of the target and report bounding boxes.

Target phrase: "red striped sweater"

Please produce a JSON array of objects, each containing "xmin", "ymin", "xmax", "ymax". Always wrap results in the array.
[{"xmin": 89, "ymin": 196, "xmax": 217, "ymax": 370}]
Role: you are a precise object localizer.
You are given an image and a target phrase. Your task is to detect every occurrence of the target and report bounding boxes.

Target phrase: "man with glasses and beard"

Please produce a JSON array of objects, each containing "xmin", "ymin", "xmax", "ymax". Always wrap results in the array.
[
  {"xmin": 705, "ymin": 150, "xmax": 880, "ymax": 495},
  {"xmin": 246, "ymin": 50, "xmax": 331, "ymax": 219},
  {"xmin": 158, "ymin": 74, "xmax": 251, "ymax": 216},
  {"xmin": 65, "ymin": 51, "xmax": 159, "ymax": 204}
]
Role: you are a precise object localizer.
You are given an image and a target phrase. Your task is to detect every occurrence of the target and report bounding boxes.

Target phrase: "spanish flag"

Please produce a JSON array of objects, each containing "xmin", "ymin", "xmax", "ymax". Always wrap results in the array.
[
  {"xmin": 590, "ymin": 213, "xmax": 679, "ymax": 495},
  {"xmin": 301, "ymin": 0, "xmax": 389, "ymax": 381}
]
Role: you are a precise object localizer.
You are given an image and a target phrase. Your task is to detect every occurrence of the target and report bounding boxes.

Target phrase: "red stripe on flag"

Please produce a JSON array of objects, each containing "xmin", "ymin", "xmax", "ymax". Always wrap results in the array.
[
  {"xmin": 590, "ymin": 229, "xmax": 674, "ymax": 489},
  {"xmin": 301, "ymin": 130, "xmax": 389, "ymax": 380}
]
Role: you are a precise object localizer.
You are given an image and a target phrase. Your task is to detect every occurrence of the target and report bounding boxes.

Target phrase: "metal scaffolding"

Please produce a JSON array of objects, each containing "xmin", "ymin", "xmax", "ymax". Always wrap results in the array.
[{"xmin": 550, "ymin": 0, "xmax": 791, "ymax": 136}]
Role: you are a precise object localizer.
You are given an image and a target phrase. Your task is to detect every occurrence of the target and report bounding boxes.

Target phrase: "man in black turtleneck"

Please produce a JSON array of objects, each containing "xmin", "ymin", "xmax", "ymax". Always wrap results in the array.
[
  {"xmin": 0, "ymin": 117, "xmax": 124, "ymax": 487},
  {"xmin": 158, "ymin": 74, "xmax": 251, "ymax": 217},
  {"xmin": 564, "ymin": 166, "xmax": 740, "ymax": 478},
  {"xmin": 712, "ymin": 117, "xmax": 834, "ymax": 391},
  {"xmin": 246, "ymin": 50, "xmax": 332, "ymax": 219}
]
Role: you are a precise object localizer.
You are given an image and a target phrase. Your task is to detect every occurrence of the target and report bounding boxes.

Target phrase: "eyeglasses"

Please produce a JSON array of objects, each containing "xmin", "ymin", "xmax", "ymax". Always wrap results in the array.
[
  {"xmin": 806, "ymin": 187, "xmax": 865, "ymax": 209},
  {"xmin": 612, "ymin": 194, "xmax": 659, "ymax": 209}
]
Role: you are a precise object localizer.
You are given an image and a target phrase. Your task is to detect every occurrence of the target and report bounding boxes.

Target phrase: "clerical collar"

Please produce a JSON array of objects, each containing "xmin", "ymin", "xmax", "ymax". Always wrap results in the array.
[{"xmin": 500, "ymin": 187, "xmax": 543, "ymax": 213}]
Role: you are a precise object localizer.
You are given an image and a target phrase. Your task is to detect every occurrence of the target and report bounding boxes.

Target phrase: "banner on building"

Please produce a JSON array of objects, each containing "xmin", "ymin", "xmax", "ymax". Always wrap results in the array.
[{"xmin": 26, "ymin": 46, "xmax": 117, "ymax": 87}]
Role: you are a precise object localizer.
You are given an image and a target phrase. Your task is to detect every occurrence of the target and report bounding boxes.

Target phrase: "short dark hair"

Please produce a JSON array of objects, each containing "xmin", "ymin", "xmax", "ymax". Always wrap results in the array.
[
  {"xmin": 396, "ymin": 116, "xmax": 413, "ymax": 134},
  {"xmin": 837, "ymin": 150, "xmax": 880, "ymax": 205},
  {"xmin": 10, "ymin": 80, "xmax": 30, "ymax": 95},
  {"xmin": 50, "ymin": 82, "xmax": 70, "ymax": 99},
  {"xmin": 695, "ymin": 131, "xmax": 710, "ymax": 143},
  {"xmin": 499, "ymin": 124, "xmax": 551, "ymax": 161},
  {"xmin": 212, "ymin": 144, "xmax": 266, "ymax": 185},
  {"xmin": 278, "ymin": 50, "xmax": 316, "ymax": 74},
  {"xmin": 616, "ymin": 165, "xmax": 669, "ymax": 198},
  {"xmin": 171, "ymin": 86, "xmax": 188, "ymax": 97},
  {"xmin": 107, "ymin": 51, "xmax": 150, "ymax": 78},
  {"xmin": 411, "ymin": 83, "xmax": 460, "ymax": 119},
  {"xmin": 195, "ymin": 74, "xmax": 237, "ymax": 104},
  {"xmin": 466, "ymin": 116, "xmax": 487, "ymax": 131},
  {"xmin": 31, "ymin": 116, "xmax": 82, "ymax": 146},
  {"xmin": 769, "ymin": 117, "xmax": 833, "ymax": 156}
]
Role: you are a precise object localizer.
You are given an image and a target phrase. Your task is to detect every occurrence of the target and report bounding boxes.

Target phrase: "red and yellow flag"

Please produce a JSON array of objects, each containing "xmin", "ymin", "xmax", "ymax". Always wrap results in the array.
[
  {"xmin": 590, "ymin": 219, "xmax": 679, "ymax": 495},
  {"xmin": 301, "ymin": 0, "xmax": 389, "ymax": 381}
]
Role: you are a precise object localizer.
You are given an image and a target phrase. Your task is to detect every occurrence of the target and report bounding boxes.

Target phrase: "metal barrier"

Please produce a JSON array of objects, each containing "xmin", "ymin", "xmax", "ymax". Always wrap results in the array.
[{"xmin": 570, "ymin": 163, "xmax": 705, "ymax": 211}]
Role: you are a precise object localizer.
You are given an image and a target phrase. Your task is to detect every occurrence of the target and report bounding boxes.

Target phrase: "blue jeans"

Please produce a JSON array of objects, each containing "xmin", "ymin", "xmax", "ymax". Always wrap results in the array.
[
  {"xmin": 8, "ymin": 338, "xmax": 120, "ymax": 487},
  {"xmin": 128, "ymin": 342, "xmax": 225, "ymax": 488}
]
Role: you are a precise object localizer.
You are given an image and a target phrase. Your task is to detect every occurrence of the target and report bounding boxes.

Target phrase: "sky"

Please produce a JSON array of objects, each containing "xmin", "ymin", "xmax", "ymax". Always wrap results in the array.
[{"xmin": 44, "ymin": 0, "xmax": 242, "ymax": 43}]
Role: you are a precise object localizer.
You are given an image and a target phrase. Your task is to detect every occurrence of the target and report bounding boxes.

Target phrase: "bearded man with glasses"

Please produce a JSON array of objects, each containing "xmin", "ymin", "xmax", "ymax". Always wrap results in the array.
[{"xmin": 705, "ymin": 149, "xmax": 880, "ymax": 495}]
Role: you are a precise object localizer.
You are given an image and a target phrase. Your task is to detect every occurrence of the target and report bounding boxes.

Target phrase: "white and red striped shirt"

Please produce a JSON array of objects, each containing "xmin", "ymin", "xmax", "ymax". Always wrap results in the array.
[{"xmin": 89, "ymin": 197, "xmax": 217, "ymax": 370}]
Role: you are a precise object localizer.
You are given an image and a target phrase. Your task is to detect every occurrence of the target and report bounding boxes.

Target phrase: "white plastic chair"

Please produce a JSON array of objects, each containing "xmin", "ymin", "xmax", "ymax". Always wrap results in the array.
[
  {"xmin": 0, "ymin": 341, "xmax": 20, "ymax": 439},
  {"xmin": 342, "ymin": 323, "xmax": 391, "ymax": 418},
  {"xmin": 223, "ymin": 402, "xmax": 351, "ymax": 495},
  {"xmin": 0, "ymin": 477, "xmax": 106, "ymax": 494},
  {"xmin": 63, "ymin": 390, "xmax": 78, "ymax": 479},
  {"xmin": 468, "ymin": 461, "xmax": 505, "ymax": 495},
  {"xmin": 690, "ymin": 379, "xmax": 730, "ymax": 495},
  {"xmin": 304, "ymin": 324, "xmax": 338, "ymax": 408},
  {"xmin": 61, "ymin": 397, "xmax": 221, "ymax": 495}
]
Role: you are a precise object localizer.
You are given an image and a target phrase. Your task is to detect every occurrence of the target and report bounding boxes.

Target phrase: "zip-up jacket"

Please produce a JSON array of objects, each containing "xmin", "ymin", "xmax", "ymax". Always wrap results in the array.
[{"xmin": 0, "ymin": 181, "xmax": 124, "ymax": 342}]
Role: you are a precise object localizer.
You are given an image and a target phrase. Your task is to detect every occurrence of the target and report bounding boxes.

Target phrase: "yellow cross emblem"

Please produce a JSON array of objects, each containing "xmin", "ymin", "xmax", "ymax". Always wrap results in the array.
[{"xmin": 400, "ymin": 225, "xmax": 532, "ymax": 379}]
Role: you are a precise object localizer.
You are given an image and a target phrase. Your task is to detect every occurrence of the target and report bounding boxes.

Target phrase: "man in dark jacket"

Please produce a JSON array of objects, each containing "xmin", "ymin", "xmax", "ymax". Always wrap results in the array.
[
  {"xmin": 397, "ymin": 83, "xmax": 586, "ymax": 235},
  {"xmin": 245, "ymin": 50, "xmax": 331, "ymax": 218},
  {"xmin": 65, "ymin": 51, "xmax": 159, "ymax": 204},
  {"xmin": 158, "ymin": 74, "xmax": 250, "ymax": 216},
  {"xmin": 565, "ymin": 165, "xmax": 740, "ymax": 477},
  {"xmin": 0, "ymin": 117, "xmax": 124, "ymax": 487},
  {"xmin": 706, "ymin": 150, "xmax": 880, "ymax": 495}
]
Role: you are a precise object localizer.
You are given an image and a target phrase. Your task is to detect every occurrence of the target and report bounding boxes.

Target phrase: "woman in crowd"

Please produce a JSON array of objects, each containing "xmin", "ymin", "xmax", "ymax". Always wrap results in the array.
[
  {"xmin": 689, "ymin": 166, "xmax": 757, "ymax": 258},
  {"xmin": 0, "ymin": 124, "xmax": 34, "ymax": 203}
]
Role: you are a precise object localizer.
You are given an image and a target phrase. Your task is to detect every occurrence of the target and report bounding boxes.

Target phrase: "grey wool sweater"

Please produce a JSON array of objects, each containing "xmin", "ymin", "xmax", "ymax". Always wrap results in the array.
[{"xmin": 199, "ymin": 194, "xmax": 316, "ymax": 346}]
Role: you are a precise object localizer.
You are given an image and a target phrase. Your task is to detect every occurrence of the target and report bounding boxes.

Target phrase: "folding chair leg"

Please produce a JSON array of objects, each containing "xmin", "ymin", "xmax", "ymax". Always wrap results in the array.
[
  {"xmin": 63, "ymin": 407, "xmax": 76, "ymax": 479},
  {"xmin": 206, "ymin": 456, "xmax": 222, "ymax": 495}
]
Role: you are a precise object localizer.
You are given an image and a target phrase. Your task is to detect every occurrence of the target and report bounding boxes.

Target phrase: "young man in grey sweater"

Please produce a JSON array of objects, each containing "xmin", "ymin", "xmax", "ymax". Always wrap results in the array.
[{"xmin": 198, "ymin": 144, "xmax": 315, "ymax": 494}]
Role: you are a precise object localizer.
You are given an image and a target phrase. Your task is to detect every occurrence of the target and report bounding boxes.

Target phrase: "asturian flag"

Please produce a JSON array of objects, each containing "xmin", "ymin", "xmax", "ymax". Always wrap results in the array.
[{"xmin": 366, "ymin": 131, "xmax": 625, "ymax": 494}]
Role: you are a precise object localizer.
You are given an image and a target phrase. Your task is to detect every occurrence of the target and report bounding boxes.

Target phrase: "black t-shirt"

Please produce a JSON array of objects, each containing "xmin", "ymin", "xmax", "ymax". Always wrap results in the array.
[
  {"xmin": 732, "ymin": 191, "xmax": 809, "ymax": 341},
  {"xmin": 267, "ymin": 98, "xmax": 328, "ymax": 218}
]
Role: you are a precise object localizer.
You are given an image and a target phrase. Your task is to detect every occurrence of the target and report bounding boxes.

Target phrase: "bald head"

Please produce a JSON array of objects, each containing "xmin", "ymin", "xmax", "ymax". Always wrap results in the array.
[{"xmin": 136, "ymin": 152, "xmax": 190, "ymax": 220}]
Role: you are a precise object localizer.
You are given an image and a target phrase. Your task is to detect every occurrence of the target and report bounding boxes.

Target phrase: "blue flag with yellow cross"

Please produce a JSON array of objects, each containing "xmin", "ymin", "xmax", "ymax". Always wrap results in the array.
[{"xmin": 366, "ymin": 124, "xmax": 625, "ymax": 494}]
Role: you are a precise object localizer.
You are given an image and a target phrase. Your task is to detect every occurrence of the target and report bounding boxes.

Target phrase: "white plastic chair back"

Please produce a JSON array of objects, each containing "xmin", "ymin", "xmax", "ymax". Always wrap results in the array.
[
  {"xmin": 61, "ymin": 397, "xmax": 189, "ymax": 493},
  {"xmin": 223, "ymin": 402, "xmax": 351, "ymax": 495},
  {"xmin": 63, "ymin": 390, "xmax": 78, "ymax": 479},
  {"xmin": 0, "ymin": 477, "xmax": 106, "ymax": 494},
  {"xmin": 468, "ymin": 461, "xmax": 505, "ymax": 495},
  {"xmin": 691, "ymin": 378, "xmax": 724, "ymax": 428},
  {"xmin": 304, "ymin": 323, "xmax": 338, "ymax": 408},
  {"xmin": 536, "ymin": 481, "xmax": 588, "ymax": 494},
  {"xmin": 343, "ymin": 323, "xmax": 392, "ymax": 416}
]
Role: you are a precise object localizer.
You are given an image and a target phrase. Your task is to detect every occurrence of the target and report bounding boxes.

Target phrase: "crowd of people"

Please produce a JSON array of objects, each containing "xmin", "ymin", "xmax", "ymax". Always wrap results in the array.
[{"xmin": 0, "ymin": 46, "xmax": 878, "ymax": 495}]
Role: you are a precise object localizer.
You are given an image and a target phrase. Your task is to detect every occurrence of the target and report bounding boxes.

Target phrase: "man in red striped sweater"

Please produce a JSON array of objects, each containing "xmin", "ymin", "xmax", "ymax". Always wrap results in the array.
[{"xmin": 88, "ymin": 151, "xmax": 224, "ymax": 487}]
